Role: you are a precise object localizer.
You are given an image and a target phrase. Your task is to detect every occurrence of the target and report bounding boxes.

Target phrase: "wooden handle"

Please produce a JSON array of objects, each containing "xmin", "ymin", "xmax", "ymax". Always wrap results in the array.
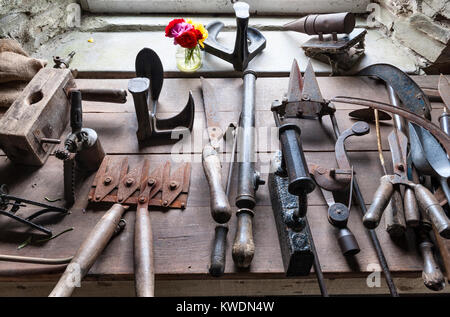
[
  {"xmin": 79, "ymin": 88, "xmax": 127, "ymax": 104},
  {"xmin": 419, "ymin": 237, "xmax": 445, "ymax": 291},
  {"xmin": 403, "ymin": 187, "xmax": 420, "ymax": 227},
  {"xmin": 134, "ymin": 205, "xmax": 154, "ymax": 297},
  {"xmin": 232, "ymin": 209, "xmax": 254, "ymax": 268},
  {"xmin": 209, "ymin": 225, "xmax": 228, "ymax": 277},
  {"xmin": 432, "ymin": 226, "xmax": 450, "ymax": 281},
  {"xmin": 203, "ymin": 145, "xmax": 232, "ymax": 224},
  {"xmin": 363, "ymin": 176, "xmax": 394, "ymax": 229},
  {"xmin": 384, "ymin": 189, "xmax": 406, "ymax": 237},
  {"xmin": 414, "ymin": 184, "xmax": 450, "ymax": 238},
  {"xmin": 49, "ymin": 204, "xmax": 126, "ymax": 297}
]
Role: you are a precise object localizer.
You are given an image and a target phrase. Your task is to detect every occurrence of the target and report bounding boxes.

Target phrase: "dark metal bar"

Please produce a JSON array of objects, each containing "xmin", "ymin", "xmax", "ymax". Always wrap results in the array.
[{"xmin": 304, "ymin": 217, "xmax": 328, "ymax": 297}]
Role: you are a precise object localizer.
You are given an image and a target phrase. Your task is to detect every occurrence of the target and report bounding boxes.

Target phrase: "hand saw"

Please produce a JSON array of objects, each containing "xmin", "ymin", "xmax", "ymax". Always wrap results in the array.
[{"xmin": 200, "ymin": 77, "xmax": 232, "ymax": 224}]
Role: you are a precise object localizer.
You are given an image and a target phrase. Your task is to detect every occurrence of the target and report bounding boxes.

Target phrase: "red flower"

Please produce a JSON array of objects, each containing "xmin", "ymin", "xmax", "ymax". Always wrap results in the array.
[
  {"xmin": 165, "ymin": 18, "xmax": 185, "ymax": 37},
  {"xmin": 175, "ymin": 29, "xmax": 201, "ymax": 49},
  {"xmin": 193, "ymin": 29, "xmax": 203, "ymax": 40}
]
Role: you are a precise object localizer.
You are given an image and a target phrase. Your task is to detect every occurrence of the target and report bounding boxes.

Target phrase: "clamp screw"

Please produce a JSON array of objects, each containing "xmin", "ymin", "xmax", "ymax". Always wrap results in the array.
[{"xmin": 396, "ymin": 163, "xmax": 404, "ymax": 172}]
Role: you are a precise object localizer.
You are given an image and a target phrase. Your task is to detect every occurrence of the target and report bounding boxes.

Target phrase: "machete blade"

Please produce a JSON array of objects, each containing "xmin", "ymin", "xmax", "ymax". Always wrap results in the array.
[
  {"xmin": 286, "ymin": 58, "xmax": 303, "ymax": 102},
  {"xmin": 438, "ymin": 74, "xmax": 450, "ymax": 112},
  {"xmin": 302, "ymin": 60, "xmax": 324, "ymax": 103},
  {"xmin": 135, "ymin": 48, "xmax": 164, "ymax": 101}
]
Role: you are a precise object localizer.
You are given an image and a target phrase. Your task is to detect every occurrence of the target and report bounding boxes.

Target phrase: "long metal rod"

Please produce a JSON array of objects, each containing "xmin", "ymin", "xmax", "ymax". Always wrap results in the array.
[
  {"xmin": 330, "ymin": 114, "xmax": 399, "ymax": 297},
  {"xmin": 305, "ymin": 217, "xmax": 329, "ymax": 296}
]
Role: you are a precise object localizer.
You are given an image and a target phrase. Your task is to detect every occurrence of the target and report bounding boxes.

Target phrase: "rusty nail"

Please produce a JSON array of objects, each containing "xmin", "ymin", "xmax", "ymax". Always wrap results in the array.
[
  {"xmin": 138, "ymin": 196, "xmax": 146, "ymax": 203},
  {"xmin": 148, "ymin": 178, "xmax": 155, "ymax": 186},
  {"xmin": 88, "ymin": 195, "xmax": 92, "ymax": 201},
  {"xmin": 396, "ymin": 163, "xmax": 404, "ymax": 172},
  {"xmin": 95, "ymin": 195, "xmax": 100, "ymax": 200},
  {"xmin": 163, "ymin": 200, "xmax": 169, "ymax": 206},
  {"xmin": 104, "ymin": 176, "xmax": 112, "ymax": 185},
  {"xmin": 169, "ymin": 181, "xmax": 178, "ymax": 190},
  {"xmin": 302, "ymin": 94, "xmax": 310, "ymax": 101},
  {"xmin": 118, "ymin": 196, "xmax": 123, "ymax": 202},
  {"xmin": 181, "ymin": 202, "xmax": 186, "ymax": 209}
]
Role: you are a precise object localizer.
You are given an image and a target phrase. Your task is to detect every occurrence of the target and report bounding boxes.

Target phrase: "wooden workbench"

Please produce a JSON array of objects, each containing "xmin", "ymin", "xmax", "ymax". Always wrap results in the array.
[{"xmin": 0, "ymin": 74, "xmax": 448, "ymax": 296}]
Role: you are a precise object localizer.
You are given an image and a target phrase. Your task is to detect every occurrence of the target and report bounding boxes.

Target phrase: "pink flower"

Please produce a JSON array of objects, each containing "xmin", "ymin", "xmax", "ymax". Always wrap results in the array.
[{"xmin": 166, "ymin": 21, "xmax": 194, "ymax": 39}]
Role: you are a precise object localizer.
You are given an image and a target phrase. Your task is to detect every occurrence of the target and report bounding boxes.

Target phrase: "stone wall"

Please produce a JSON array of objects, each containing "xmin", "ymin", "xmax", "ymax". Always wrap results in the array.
[
  {"xmin": 0, "ymin": 0, "xmax": 77, "ymax": 54},
  {"xmin": 373, "ymin": 0, "xmax": 450, "ymax": 73}
]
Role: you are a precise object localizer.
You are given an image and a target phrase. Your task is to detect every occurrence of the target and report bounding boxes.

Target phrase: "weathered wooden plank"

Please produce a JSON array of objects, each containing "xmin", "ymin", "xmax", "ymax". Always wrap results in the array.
[{"xmin": 0, "ymin": 275, "xmax": 447, "ymax": 296}]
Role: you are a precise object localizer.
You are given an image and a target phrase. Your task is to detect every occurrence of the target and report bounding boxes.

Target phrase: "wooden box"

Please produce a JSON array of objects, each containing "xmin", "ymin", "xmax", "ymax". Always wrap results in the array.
[{"xmin": 0, "ymin": 68, "xmax": 75, "ymax": 166}]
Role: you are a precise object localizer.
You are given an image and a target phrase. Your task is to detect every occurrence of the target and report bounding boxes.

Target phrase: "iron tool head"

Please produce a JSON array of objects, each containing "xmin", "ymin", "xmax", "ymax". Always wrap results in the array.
[
  {"xmin": 128, "ymin": 48, "xmax": 195, "ymax": 140},
  {"xmin": 283, "ymin": 13, "xmax": 355, "ymax": 35},
  {"xmin": 277, "ymin": 59, "xmax": 335, "ymax": 119},
  {"xmin": 135, "ymin": 48, "xmax": 164, "ymax": 101},
  {"xmin": 358, "ymin": 64, "xmax": 432, "ymax": 119},
  {"xmin": 203, "ymin": 2, "xmax": 266, "ymax": 71}
]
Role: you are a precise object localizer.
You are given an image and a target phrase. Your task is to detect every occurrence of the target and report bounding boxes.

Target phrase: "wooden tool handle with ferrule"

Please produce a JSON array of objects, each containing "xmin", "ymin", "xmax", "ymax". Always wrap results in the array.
[
  {"xmin": 203, "ymin": 144, "xmax": 232, "ymax": 224},
  {"xmin": 232, "ymin": 208, "xmax": 255, "ymax": 268},
  {"xmin": 49, "ymin": 204, "xmax": 127, "ymax": 297},
  {"xmin": 134, "ymin": 204, "xmax": 155, "ymax": 297}
]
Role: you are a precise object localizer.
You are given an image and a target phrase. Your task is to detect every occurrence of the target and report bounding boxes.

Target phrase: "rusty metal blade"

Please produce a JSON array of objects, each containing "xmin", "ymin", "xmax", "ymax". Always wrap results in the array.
[
  {"xmin": 349, "ymin": 108, "xmax": 392, "ymax": 122},
  {"xmin": 201, "ymin": 77, "xmax": 224, "ymax": 148},
  {"xmin": 438, "ymin": 75, "xmax": 450, "ymax": 112},
  {"xmin": 148, "ymin": 162, "xmax": 165, "ymax": 200},
  {"xmin": 137, "ymin": 159, "xmax": 151, "ymax": 202},
  {"xmin": 286, "ymin": 58, "xmax": 303, "ymax": 102},
  {"xmin": 302, "ymin": 60, "xmax": 324, "ymax": 103},
  {"xmin": 162, "ymin": 162, "xmax": 186, "ymax": 208},
  {"xmin": 93, "ymin": 157, "xmax": 127, "ymax": 202},
  {"xmin": 117, "ymin": 159, "xmax": 142, "ymax": 203}
]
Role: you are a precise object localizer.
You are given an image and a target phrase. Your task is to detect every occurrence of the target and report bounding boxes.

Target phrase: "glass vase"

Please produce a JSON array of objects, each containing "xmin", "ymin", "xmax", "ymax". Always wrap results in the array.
[{"xmin": 176, "ymin": 45, "xmax": 202, "ymax": 72}]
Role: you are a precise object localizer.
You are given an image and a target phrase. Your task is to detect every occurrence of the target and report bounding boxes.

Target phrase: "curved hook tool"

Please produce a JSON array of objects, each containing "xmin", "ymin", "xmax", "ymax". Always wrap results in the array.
[{"xmin": 358, "ymin": 63, "xmax": 432, "ymax": 119}]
